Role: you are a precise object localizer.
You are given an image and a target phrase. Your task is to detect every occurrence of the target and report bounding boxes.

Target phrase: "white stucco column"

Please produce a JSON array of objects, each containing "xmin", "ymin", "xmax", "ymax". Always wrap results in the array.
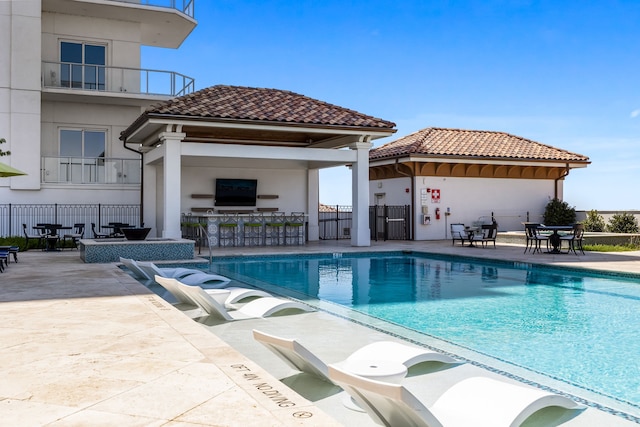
[
  {"xmin": 307, "ymin": 168, "xmax": 320, "ymax": 241},
  {"xmin": 4, "ymin": 1, "xmax": 42, "ymax": 190},
  {"xmin": 350, "ymin": 139, "xmax": 373, "ymax": 246},
  {"xmin": 142, "ymin": 159, "xmax": 156, "ymax": 236},
  {"xmin": 160, "ymin": 131, "xmax": 185, "ymax": 239}
]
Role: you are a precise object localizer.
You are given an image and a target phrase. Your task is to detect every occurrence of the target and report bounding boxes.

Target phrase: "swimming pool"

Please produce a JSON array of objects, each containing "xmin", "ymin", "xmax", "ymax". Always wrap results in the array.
[{"xmin": 209, "ymin": 251, "xmax": 640, "ymax": 419}]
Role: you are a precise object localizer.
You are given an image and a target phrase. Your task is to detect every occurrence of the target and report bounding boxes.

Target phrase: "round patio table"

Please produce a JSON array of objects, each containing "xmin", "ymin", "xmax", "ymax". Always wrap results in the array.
[{"xmin": 537, "ymin": 225, "xmax": 574, "ymax": 254}]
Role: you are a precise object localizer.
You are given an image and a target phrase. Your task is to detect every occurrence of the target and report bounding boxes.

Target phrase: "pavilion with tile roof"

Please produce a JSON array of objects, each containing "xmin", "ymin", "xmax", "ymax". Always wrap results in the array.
[
  {"xmin": 368, "ymin": 127, "xmax": 590, "ymax": 239},
  {"xmin": 121, "ymin": 85, "xmax": 396, "ymax": 245}
]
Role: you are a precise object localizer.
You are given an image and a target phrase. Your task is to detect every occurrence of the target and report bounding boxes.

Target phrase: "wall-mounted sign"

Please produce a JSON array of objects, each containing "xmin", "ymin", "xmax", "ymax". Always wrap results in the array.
[
  {"xmin": 431, "ymin": 189, "xmax": 441, "ymax": 203},
  {"xmin": 420, "ymin": 188, "xmax": 429, "ymax": 206}
]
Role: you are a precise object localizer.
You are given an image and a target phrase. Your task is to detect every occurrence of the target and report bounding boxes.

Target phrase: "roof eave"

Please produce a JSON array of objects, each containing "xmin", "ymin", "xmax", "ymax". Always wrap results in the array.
[
  {"xmin": 122, "ymin": 113, "xmax": 397, "ymax": 145},
  {"xmin": 369, "ymin": 154, "xmax": 590, "ymax": 168}
]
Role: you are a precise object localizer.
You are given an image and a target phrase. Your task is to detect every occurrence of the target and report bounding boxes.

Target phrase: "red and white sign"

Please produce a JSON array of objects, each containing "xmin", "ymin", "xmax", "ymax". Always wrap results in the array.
[{"xmin": 431, "ymin": 189, "xmax": 441, "ymax": 203}]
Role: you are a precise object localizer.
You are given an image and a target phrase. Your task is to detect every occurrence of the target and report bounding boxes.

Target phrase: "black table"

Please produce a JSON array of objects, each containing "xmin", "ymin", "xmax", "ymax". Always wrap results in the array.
[
  {"xmin": 465, "ymin": 226, "xmax": 481, "ymax": 247},
  {"xmin": 33, "ymin": 225, "xmax": 72, "ymax": 251},
  {"xmin": 537, "ymin": 225, "xmax": 574, "ymax": 254},
  {"xmin": 102, "ymin": 223, "xmax": 132, "ymax": 237}
]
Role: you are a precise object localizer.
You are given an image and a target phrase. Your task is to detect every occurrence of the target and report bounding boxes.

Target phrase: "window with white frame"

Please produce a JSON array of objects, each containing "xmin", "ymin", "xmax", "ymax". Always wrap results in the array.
[
  {"xmin": 60, "ymin": 41, "xmax": 106, "ymax": 90},
  {"xmin": 59, "ymin": 129, "xmax": 106, "ymax": 183}
]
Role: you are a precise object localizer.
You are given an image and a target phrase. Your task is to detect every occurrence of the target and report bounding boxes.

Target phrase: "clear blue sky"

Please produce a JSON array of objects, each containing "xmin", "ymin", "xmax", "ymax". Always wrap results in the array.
[{"xmin": 143, "ymin": 0, "xmax": 640, "ymax": 211}]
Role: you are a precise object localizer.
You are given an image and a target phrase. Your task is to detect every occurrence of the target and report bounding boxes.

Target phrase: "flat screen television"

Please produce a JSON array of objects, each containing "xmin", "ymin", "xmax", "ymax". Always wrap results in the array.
[{"xmin": 215, "ymin": 178, "xmax": 258, "ymax": 207}]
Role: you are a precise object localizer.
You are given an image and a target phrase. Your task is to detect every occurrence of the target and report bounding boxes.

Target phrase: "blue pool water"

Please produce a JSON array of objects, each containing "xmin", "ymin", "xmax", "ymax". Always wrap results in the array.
[{"xmin": 209, "ymin": 252, "xmax": 640, "ymax": 415}]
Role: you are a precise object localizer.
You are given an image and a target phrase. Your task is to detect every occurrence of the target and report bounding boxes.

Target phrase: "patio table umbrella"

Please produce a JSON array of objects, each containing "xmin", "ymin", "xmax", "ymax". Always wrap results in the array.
[{"xmin": 0, "ymin": 162, "xmax": 27, "ymax": 177}]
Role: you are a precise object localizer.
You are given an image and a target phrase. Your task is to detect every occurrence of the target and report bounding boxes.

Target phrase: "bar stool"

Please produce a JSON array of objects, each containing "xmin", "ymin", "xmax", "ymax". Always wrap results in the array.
[
  {"xmin": 218, "ymin": 213, "xmax": 239, "ymax": 247},
  {"xmin": 264, "ymin": 212, "xmax": 286, "ymax": 246},
  {"xmin": 285, "ymin": 212, "xmax": 305, "ymax": 245},
  {"xmin": 243, "ymin": 212, "xmax": 264, "ymax": 246}
]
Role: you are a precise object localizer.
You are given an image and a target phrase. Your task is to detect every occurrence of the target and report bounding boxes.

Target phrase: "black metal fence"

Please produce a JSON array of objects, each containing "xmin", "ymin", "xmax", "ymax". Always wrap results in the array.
[
  {"xmin": 0, "ymin": 204, "xmax": 141, "ymax": 238},
  {"xmin": 319, "ymin": 205, "xmax": 411, "ymax": 241},
  {"xmin": 319, "ymin": 206, "xmax": 353, "ymax": 240}
]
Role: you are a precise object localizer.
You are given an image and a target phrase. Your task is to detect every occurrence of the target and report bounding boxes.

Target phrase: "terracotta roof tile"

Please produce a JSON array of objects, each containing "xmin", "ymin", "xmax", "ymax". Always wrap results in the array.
[
  {"xmin": 370, "ymin": 127, "xmax": 589, "ymax": 162},
  {"xmin": 144, "ymin": 85, "xmax": 396, "ymax": 129}
]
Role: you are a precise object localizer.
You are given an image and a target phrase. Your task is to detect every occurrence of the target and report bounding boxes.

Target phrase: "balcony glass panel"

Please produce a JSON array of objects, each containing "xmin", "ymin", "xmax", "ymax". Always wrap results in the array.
[
  {"xmin": 43, "ymin": 61, "xmax": 194, "ymax": 96},
  {"xmin": 41, "ymin": 157, "xmax": 142, "ymax": 185},
  {"xmin": 110, "ymin": 0, "xmax": 195, "ymax": 18}
]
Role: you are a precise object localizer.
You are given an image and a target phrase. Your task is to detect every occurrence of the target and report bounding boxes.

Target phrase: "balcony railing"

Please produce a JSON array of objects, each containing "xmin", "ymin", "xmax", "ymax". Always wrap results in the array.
[
  {"xmin": 110, "ymin": 0, "xmax": 195, "ymax": 18},
  {"xmin": 41, "ymin": 157, "xmax": 142, "ymax": 185},
  {"xmin": 42, "ymin": 61, "xmax": 195, "ymax": 97}
]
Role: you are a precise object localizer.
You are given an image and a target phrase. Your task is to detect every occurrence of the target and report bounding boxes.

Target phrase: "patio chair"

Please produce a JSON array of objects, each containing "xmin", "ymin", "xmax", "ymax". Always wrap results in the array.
[
  {"xmin": 91, "ymin": 223, "xmax": 109, "ymax": 239},
  {"xmin": 108, "ymin": 222, "xmax": 129, "ymax": 237},
  {"xmin": 524, "ymin": 224, "xmax": 549, "ymax": 254},
  {"xmin": 175, "ymin": 281, "xmax": 314, "ymax": 321},
  {"xmin": 450, "ymin": 223, "xmax": 469, "ymax": 246},
  {"xmin": 136, "ymin": 260, "xmax": 231, "ymax": 286},
  {"xmin": 0, "ymin": 248, "xmax": 8, "ymax": 272},
  {"xmin": 155, "ymin": 276, "xmax": 271, "ymax": 308},
  {"xmin": 0, "ymin": 245, "xmax": 19, "ymax": 263},
  {"xmin": 478, "ymin": 224, "xmax": 498, "ymax": 248},
  {"xmin": 9, "ymin": 246, "xmax": 18, "ymax": 263},
  {"xmin": 560, "ymin": 223, "xmax": 585, "ymax": 255},
  {"xmin": 63, "ymin": 223, "xmax": 85, "ymax": 249},
  {"xmin": 253, "ymin": 329, "xmax": 456, "ymax": 383},
  {"xmin": 23, "ymin": 223, "xmax": 45, "ymax": 249},
  {"xmin": 328, "ymin": 364, "xmax": 582, "ymax": 427}
]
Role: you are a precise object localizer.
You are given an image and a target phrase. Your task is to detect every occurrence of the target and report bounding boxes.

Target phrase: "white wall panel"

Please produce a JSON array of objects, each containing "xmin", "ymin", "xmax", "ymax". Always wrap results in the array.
[
  {"xmin": 412, "ymin": 176, "xmax": 555, "ymax": 240},
  {"xmin": 181, "ymin": 167, "xmax": 308, "ymax": 215}
]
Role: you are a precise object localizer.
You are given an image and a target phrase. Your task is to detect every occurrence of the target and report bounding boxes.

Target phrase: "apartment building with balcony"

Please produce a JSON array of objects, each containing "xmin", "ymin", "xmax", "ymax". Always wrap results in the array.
[{"xmin": 1, "ymin": 0, "xmax": 196, "ymax": 206}]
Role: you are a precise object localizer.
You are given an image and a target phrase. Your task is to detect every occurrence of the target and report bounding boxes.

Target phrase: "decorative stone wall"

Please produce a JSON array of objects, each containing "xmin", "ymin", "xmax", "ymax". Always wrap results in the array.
[{"xmin": 79, "ymin": 238, "xmax": 194, "ymax": 263}]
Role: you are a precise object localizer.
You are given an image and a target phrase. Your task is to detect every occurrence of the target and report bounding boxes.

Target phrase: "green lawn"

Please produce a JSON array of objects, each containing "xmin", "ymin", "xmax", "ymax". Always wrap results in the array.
[{"xmin": 583, "ymin": 243, "xmax": 640, "ymax": 252}]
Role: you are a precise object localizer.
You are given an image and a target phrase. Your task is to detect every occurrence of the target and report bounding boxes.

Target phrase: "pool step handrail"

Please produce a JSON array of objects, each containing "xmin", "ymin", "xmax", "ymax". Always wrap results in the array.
[{"xmin": 198, "ymin": 223, "xmax": 213, "ymax": 272}]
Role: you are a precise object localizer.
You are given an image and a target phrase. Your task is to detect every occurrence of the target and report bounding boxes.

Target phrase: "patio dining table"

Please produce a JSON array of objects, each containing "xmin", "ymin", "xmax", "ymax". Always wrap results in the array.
[
  {"xmin": 464, "ymin": 226, "xmax": 481, "ymax": 247},
  {"xmin": 102, "ymin": 223, "xmax": 133, "ymax": 236},
  {"xmin": 536, "ymin": 225, "xmax": 574, "ymax": 254},
  {"xmin": 33, "ymin": 224, "xmax": 72, "ymax": 251}
]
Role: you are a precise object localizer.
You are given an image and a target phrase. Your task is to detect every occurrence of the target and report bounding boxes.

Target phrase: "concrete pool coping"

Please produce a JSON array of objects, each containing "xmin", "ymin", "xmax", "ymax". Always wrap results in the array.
[{"xmin": 1, "ymin": 240, "xmax": 639, "ymax": 426}]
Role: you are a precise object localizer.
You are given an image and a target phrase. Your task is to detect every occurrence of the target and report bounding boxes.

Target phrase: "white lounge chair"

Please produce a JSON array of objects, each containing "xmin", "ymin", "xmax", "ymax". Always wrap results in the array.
[
  {"xmin": 175, "ymin": 281, "xmax": 313, "ymax": 321},
  {"xmin": 119, "ymin": 257, "xmax": 152, "ymax": 280},
  {"xmin": 155, "ymin": 276, "xmax": 272, "ymax": 308},
  {"xmin": 136, "ymin": 260, "xmax": 230, "ymax": 285},
  {"xmin": 328, "ymin": 364, "xmax": 582, "ymax": 427},
  {"xmin": 253, "ymin": 329, "xmax": 456, "ymax": 383}
]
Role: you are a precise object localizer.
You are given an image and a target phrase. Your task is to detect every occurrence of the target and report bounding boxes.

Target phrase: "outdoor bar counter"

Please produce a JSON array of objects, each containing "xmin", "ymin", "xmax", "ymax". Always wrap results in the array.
[{"xmin": 202, "ymin": 212, "xmax": 307, "ymax": 247}]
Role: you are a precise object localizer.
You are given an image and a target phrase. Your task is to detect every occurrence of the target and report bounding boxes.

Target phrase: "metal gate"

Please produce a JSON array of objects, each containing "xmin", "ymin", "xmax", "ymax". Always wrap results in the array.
[
  {"xmin": 318, "ymin": 205, "xmax": 353, "ymax": 240},
  {"xmin": 370, "ymin": 205, "xmax": 411, "ymax": 241},
  {"xmin": 318, "ymin": 205, "xmax": 410, "ymax": 240}
]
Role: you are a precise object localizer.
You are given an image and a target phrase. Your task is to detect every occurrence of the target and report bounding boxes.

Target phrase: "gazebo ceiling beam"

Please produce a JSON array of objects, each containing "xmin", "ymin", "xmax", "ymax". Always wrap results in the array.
[{"xmin": 369, "ymin": 161, "xmax": 574, "ymax": 180}]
